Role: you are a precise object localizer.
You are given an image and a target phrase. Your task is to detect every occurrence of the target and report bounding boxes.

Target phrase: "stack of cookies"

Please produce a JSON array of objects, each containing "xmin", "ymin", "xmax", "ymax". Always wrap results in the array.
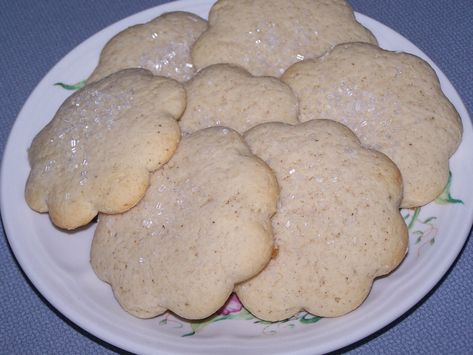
[{"xmin": 25, "ymin": 0, "xmax": 462, "ymax": 322}]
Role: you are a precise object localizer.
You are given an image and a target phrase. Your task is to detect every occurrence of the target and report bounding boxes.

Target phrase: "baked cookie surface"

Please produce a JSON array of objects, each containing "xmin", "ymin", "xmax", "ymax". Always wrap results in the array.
[
  {"xmin": 236, "ymin": 120, "xmax": 408, "ymax": 321},
  {"xmin": 192, "ymin": 0, "xmax": 376, "ymax": 77},
  {"xmin": 26, "ymin": 69, "xmax": 184, "ymax": 230},
  {"xmin": 88, "ymin": 12, "xmax": 207, "ymax": 83},
  {"xmin": 282, "ymin": 43, "xmax": 463, "ymax": 207},
  {"xmin": 180, "ymin": 64, "xmax": 299, "ymax": 134},
  {"xmin": 91, "ymin": 127, "xmax": 278, "ymax": 319}
]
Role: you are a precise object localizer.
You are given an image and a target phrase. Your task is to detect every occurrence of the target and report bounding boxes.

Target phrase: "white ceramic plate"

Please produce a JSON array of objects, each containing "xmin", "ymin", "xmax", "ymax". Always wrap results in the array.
[{"xmin": 2, "ymin": 0, "xmax": 473, "ymax": 354}]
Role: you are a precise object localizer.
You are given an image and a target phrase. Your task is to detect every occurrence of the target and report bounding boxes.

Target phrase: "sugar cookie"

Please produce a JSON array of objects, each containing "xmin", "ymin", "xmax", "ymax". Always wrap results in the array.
[
  {"xmin": 236, "ymin": 120, "xmax": 408, "ymax": 321},
  {"xmin": 282, "ymin": 43, "xmax": 463, "ymax": 207},
  {"xmin": 180, "ymin": 64, "xmax": 299, "ymax": 134},
  {"xmin": 91, "ymin": 127, "xmax": 278, "ymax": 319},
  {"xmin": 26, "ymin": 69, "xmax": 184, "ymax": 229},
  {"xmin": 88, "ymin": 12, "xmax": 207, "ymax": 83},
  {"xmin": 192, "ymin": 0, "xmax": 376, "ymax": 77}
]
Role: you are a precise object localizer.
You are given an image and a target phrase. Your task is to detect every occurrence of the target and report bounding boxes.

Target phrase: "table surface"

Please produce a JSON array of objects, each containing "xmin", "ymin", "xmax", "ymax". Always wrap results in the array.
[{"xmin": 1, "ymin": 0, "xmax": 472, "ymax": 354}]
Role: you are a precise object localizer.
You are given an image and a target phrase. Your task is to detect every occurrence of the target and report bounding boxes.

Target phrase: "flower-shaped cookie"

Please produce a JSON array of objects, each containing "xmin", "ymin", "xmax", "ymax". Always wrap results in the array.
[
  {"xmin": 26, "ymin": 69, "xmax": 185, "ymax": 229},
  {"xmin": 91, "ymin": 127, "xmax": 278, "ymax": 319},
  {"xmin": 282, "ymin": 43, "xmax": 463, "ymax": 207},
  {"xmin": 87, "ymin": 12, "xmax": 207, "ymax": 83},
  {"xmin": 236, "ymin": 120, "xmax": 408, "ymax": 321},
  {"xmin": 179, "ymin": 64, "xmax": 299, "ymax": 134},
  {"xmin": 192, "ymin": 0, "xmax": 376, "ymax": 77}
]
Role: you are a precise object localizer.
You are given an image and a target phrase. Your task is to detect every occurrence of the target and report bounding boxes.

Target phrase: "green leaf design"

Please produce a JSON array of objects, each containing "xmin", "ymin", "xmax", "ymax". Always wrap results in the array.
[
  {"xmin": 258, "ymin": 317, "xmax": 291, "ymax": 326},
  {"xmin": 407, "ymin": 207, "xmax": 421, "ymax": 230},
  {"xmin": 422, "ymin": 216, "xmax": 437, "ymax": 224},
  {"xmin": 254, "ymin": 319, "xmax": 273, "ymax": 325},
  {"xmin": 184, "ymin": 320, "xmax": 213, "ymax": 337},
  {"xmin": 233, "ymin": 308, "xmax": 258, "ymax": 320},
  {"xmin": 182, "ymin": 308, "xmax": 257, "ymax": 337},
  {"xmin": 299, "ymin": 313, "xmax": 321, "ymax": 324},
  {"xmin": 54, "ymin": 80, "xmax": 86, "ymax": 91},
  {"xmin": 435, "ymin": 171, "xmax": 463, "ymax": 205},
  {"xmin": 182, "ymin": 330, "xmax": 196, "ymax": 337}
]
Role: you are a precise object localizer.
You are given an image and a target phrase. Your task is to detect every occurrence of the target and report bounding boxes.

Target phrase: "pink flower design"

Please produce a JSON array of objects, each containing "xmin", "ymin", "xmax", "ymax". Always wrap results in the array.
[{"xmin": 218, "ymin": 293, "xmax": 243, "ymax": 315}]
